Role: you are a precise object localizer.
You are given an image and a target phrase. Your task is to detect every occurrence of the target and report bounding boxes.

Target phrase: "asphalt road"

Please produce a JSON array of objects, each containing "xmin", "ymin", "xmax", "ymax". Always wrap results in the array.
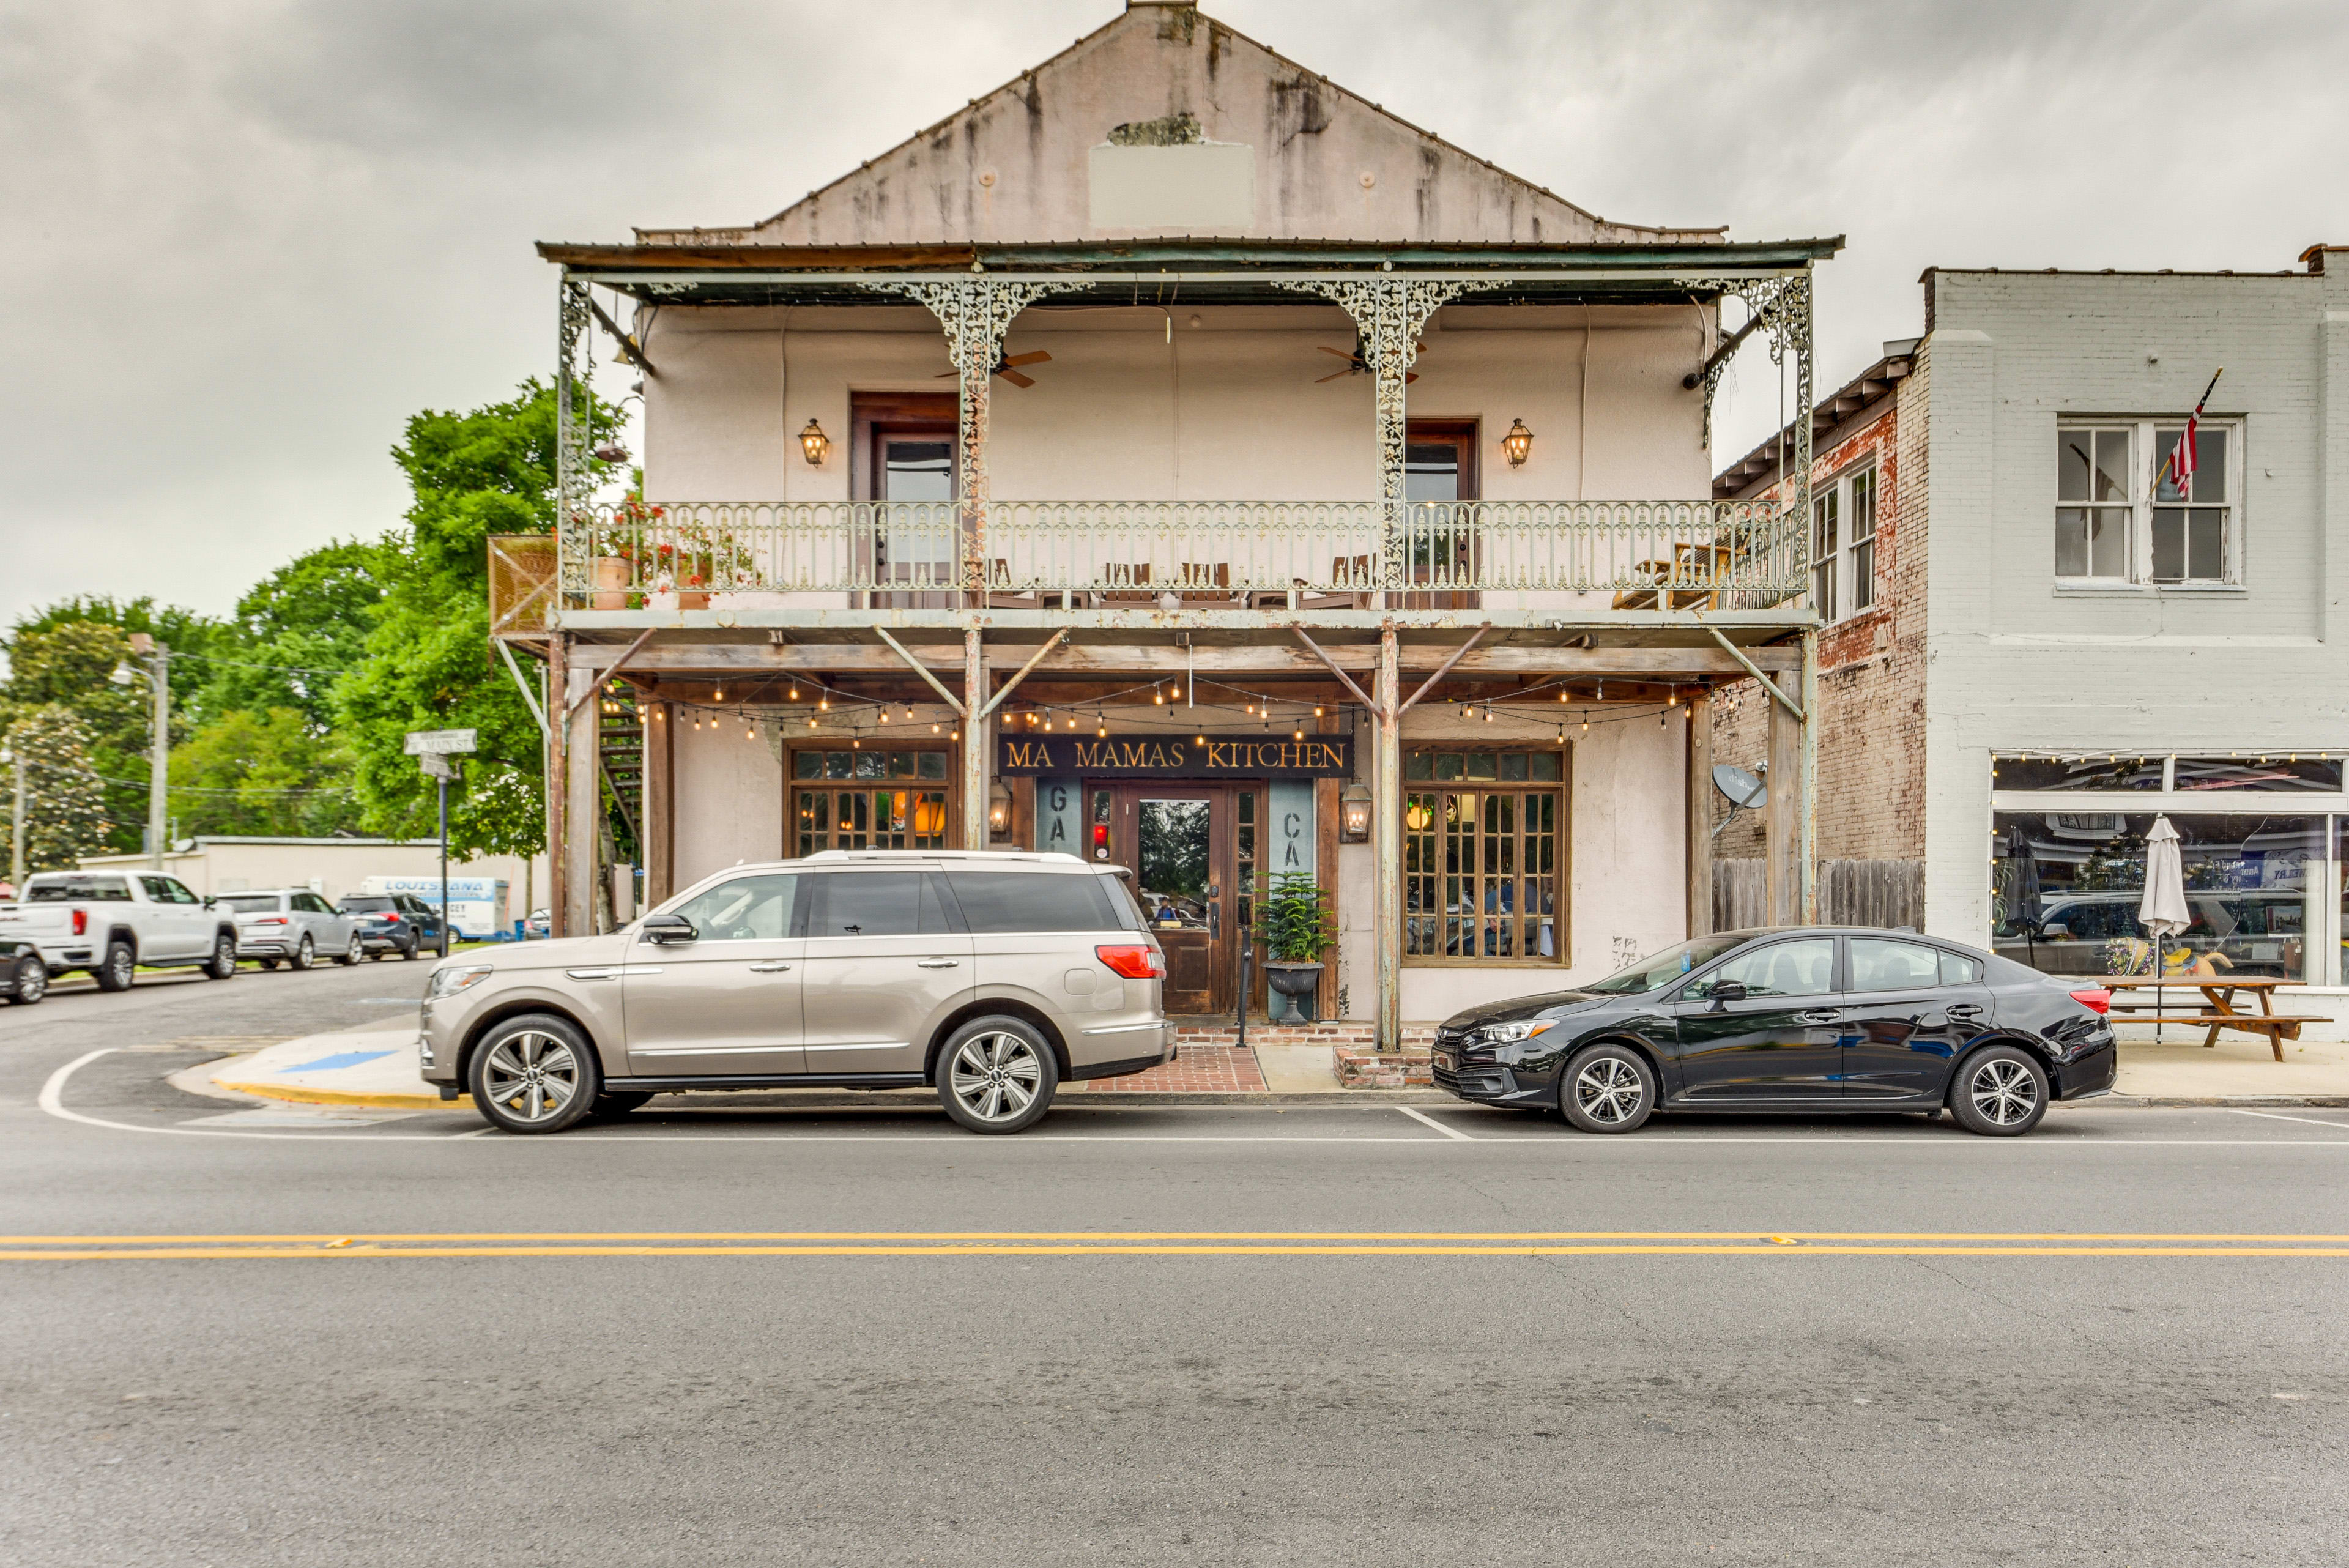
[{"xmin": 4, "ymin": 961, "xmax": 2347, "ymax": 1566}]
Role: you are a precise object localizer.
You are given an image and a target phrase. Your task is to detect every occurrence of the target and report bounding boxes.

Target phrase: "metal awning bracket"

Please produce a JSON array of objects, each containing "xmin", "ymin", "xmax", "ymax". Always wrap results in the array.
[
  {"xmin": 977, "ymin": 630, "xmax": 1069, "ymax": 719},
  {"xmin": 1694, "ymin": 616, "xmax": 1804, "ymax": 721},
  {"xmin": 872, "ymin": 627, "xmax": 967, "ymax": 716}
]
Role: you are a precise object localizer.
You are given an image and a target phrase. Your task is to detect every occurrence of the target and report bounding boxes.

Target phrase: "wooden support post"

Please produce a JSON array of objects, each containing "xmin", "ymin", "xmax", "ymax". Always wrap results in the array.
[
  {"xmin": 564, "ymin": 655, "xmax": 601, "ymax": 935},
  {"xmin": 642, "ymin": 699, "xmax": 674, "ymax": 906},
  {"xmin": 1375, "ymin": 625, "xmax": 1403, "ymax": 1052},
  {"xmin": 546, "ymin": 634, "xmax": 568, "ymax": 937},
  {"xmin": 1686, "ymin": 690, "xmax": 1713, "ymax": 937},
  {"xmin": 962, "ymin": 628, "xmax": 987, "ymax": 849},
  {"xmin": 1766, "ymin": 675, "xmax": 1802, "ymax": 926}
]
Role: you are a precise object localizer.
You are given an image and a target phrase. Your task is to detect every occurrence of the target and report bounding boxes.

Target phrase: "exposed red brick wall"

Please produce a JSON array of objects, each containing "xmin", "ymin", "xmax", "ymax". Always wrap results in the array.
[{"xmin": 1710, "ymin": 380, "xmax": 1928, "ymax": 864}]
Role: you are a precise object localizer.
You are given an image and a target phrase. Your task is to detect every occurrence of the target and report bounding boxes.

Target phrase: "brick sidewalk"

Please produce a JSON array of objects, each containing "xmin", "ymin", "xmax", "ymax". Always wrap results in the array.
[{"xmin": 1063, "ymin": 1044, "xmax": 1268, "ymax": 1093}]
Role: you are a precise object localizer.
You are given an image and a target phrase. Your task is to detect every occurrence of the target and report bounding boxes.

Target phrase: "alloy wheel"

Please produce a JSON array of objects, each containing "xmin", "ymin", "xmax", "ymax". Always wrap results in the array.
[
  {"xmin": 1573, "ymin": 1056, "xmax": 1646, "ymax": 1125},
  {"xmin": 481, "ymin": 1030, "xmax": 582, "ymax": 1126},
  {"xmin": 12, "ymin": 957, "xmax": 45, "ymax": 1003},
  {"xmin": 947, "ymin": 1031, "xmax": 1044, "ymax": 1125},
  {"xmin": 1968, "ymin": 1057, "xmax": 2039, "ymax": 1127}
]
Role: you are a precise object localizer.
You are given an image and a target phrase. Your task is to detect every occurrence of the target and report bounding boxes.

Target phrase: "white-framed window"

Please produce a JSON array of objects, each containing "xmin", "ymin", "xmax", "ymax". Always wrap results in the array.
[
  {"xmin": 1809, "ymin": 464, "xmax": 1877, "ymax": 622},
  {"xmin": 2055, "ymin": 420, "xmax": 2238, "ymax": 587}
]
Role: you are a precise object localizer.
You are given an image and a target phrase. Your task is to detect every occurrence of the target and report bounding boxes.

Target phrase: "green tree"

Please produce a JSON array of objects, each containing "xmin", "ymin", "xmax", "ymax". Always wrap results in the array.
[
  {"xmin": 196, "ymin": 539, "xmax": 392, "ymax": 731},
  {"xmin": 336, "ymin": 379, "xmax": 619, "ymax": 858},
  {"xmin": 168, "ymin": 708, "xmax": 357, "ymax": 839},
  {"xmin": 0, "ymin": 620, "xmax": 163, "ymax": 853},
  {"xmin": 3, "ymin": 707, "xmax": 113, "ymax": 873}
]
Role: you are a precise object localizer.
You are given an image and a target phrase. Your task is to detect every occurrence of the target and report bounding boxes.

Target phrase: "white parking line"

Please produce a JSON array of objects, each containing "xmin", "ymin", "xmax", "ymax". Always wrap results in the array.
[
  {"xmin": 1396, "ymin": 1105, "xmax": 1475, "ymax": 1141},
  {"xmin": 2228, "ymin": 1109, "xmax": 2349, "ymax": 1131}
]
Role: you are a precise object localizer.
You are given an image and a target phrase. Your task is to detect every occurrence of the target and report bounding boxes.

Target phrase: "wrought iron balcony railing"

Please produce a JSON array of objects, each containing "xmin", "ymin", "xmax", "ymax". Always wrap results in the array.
[{"xmin": 558, "ymin": 499, "xmax": 1807, "ymax": 612}]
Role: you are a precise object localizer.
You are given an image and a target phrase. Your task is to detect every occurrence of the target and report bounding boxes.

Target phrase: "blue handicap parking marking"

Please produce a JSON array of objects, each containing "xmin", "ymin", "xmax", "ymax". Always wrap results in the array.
[{"xmin": 281, "ymin": 1049, "xmax": 398, "ymax": 1074}]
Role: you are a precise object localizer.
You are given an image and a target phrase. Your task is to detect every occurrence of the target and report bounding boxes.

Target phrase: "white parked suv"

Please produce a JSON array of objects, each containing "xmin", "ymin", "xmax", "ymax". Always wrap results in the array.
[
  {"xmin": 0, "ymin": 871, "xmax": 240, "ymax": 991},
  {"xmin": 218, "ymin": 889, "xmax": 363, "ymax": 970},
  {"xmin": 418, "ymin": 851, "xmax": 1171, "ymax": 1135}
]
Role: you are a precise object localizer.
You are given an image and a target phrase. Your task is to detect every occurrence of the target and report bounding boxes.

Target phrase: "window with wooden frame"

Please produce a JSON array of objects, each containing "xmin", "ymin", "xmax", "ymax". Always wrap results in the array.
[
  {"xmin": 790, "ymin": 746, "xmax": 952, "ymax": 855},
  {"xmin": 1402, "ymin": 419, "xmax": 1479, "ymax": 610},
  {"xmin": 1401, "ymin": 748, "xmax": 1568, "ymax": 964},
  {"xmin": 2055, "ymin": 419, "xmax": 2240, "ymax": 587},
  {"xmin": 1810, "ymin": 464, "xmax": 1877, "ymax": 622}
]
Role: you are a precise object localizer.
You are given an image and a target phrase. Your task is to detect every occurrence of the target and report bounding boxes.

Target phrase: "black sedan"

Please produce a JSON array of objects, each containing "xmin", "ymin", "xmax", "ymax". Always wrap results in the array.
[{"xmin": 1431, "ymin": 927, "xmax": 2116, "ymax": 1136}]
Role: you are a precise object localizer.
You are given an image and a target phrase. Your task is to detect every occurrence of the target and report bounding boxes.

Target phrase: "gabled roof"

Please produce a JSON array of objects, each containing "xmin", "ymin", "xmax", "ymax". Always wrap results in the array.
[{"xmin": 635, "ymin": 1, "xmax": 1724, "ymax": 250}]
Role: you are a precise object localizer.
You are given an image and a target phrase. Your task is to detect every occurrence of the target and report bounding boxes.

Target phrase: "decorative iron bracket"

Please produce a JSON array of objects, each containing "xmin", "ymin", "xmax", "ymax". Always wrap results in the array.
[
  {"xmin": 857, "ymin": 277, "xmax": 1077, "ymax": 595},
  {"xmin": 1683, "ymin": 272, "xmax": 1813, "ymax": 453},
  {"xmin": 1275, "ymin": 275, "xmax": 1505, "ymax": 595}
]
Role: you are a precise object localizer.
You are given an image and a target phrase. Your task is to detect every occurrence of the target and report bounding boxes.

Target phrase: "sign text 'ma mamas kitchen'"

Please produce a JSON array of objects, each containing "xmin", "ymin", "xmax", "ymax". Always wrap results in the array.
[{"xmin": 995, "ymin": 732, "xmax": 1353, "ymax": 779}]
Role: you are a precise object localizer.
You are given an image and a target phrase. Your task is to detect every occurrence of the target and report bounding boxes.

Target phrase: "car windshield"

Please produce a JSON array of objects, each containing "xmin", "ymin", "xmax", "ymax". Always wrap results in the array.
[
  {"xmin": 340, "ymin": 897, "xmax": 395, "ymax": 912},
  {"xmin": 219, "ymin": 896, "xmax": 281, "ymax": 914},
  {"xmin": 1583, "ymin": 934, "xmax": 1753, "ymax": 994}
]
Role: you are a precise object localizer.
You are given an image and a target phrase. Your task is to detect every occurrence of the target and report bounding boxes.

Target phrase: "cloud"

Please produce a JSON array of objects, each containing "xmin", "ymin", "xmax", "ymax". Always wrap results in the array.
[{"xmin": 3, "ymin": 0, "xmax": 2343, "ymax": 630}]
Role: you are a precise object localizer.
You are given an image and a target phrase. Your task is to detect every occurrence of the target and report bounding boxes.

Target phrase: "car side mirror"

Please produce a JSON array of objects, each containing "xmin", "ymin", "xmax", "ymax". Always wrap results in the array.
[
  {"xmin": 1708, "ymin": 979, "xmax": 1747, "ymax": 1008},
  {"xmin": 2039, "ymin": 923, "xmax": 2069, "ymax": 940},
  {"xmin": 639, "ymin": 912, "xmax": 697, "ymax": 945}
]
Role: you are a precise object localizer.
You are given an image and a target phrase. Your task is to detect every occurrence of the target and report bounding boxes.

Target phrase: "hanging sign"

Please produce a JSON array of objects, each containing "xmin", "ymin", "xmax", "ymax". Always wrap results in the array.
[
  {"xmin": 996, "ymin": 732, "xmax": 1351, "ymax": 779},
  {"xmin": 404, "ymin": 729, "xmax": 478, "ymax": 756}
]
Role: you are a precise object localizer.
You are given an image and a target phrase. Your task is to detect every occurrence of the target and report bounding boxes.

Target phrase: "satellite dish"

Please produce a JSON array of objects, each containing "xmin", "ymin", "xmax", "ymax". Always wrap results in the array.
[{"xmin": 1712, "ymin": 764, "xmax": 1767, "ymax": 809}]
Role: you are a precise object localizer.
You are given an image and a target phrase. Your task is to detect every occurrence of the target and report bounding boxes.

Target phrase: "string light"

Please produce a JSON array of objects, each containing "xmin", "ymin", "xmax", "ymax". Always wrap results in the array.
[
  {"xmin": 1153, "ymin": 687, "xmax": 1164, "ymax": 705},
  {"xmin": 818, "ymin": 697, "xmax": 829, "ymax": 712},
  {"xmin": 1096, "ymin": 716, "xmax": 1108, "ymax": 738},
  {"xmin": 788, "ymin": 685, "xmax": 798, "ymax": 700},
  {"xmin": 1581, "ymin": 712, "xmax": 1589, "ymax": 732},
  {"xmin": 714, "ymin": 686, "xmax": 723, "ymax": 702},
  {"xmin": 1313, "ymin": 705, "xmax": 1324, "ymax": 717}
]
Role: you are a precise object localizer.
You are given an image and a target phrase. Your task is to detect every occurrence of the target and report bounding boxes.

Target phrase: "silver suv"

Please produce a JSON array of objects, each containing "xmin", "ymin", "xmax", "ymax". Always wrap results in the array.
[
  {"xmin": 218, "ymin": 889, "xmax": 362, "ymax": 970},
  {"xmin": 419, "ymin": 851, "xmax": 1170, "ymax": 1135}
]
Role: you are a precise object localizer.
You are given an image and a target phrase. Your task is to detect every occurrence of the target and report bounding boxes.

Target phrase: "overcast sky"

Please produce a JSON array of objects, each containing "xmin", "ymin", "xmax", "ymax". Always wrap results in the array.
[{"xmin": 5, "ymin": 0, "xmax": 2344, "ymax": 635}]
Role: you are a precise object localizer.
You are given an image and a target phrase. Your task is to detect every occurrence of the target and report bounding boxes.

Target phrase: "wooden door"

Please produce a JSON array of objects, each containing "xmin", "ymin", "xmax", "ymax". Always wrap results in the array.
[
  {"xmin": 1109, "ymin": 784, "xmax": 1235, "ymax": 1015},
  {"xmin": 1403, "ymin": 420, "xmax": 1479, "ymax": 611},
  {"xmin": 852, "ymin": 393, "xmax": 957, "ymax": 609}
]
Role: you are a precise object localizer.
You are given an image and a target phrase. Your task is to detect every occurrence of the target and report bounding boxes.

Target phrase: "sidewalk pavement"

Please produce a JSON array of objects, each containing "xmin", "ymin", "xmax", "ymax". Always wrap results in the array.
[{"xmin": 190, "ymin": 1022, "xmax": 2349, "ymax": 1111}]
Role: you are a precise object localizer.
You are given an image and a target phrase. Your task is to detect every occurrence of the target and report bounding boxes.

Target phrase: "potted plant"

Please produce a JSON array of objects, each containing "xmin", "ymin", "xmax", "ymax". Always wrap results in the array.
[{"xmin": 1253, "ymin": 872, "xmax": 1338, "ymax": 1021}]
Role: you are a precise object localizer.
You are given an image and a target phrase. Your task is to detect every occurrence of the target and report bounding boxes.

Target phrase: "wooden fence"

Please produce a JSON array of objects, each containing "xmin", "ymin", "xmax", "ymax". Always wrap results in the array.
[{"xmin": 1713, "ymin": 859, "xmax": 1924, "ymax": 933}]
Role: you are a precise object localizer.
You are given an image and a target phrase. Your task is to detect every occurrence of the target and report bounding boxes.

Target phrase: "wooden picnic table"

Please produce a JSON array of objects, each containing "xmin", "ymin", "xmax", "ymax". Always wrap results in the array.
[{"xmin": 2088, "ymin": 976, "xmax": 2329, "ymax": 1062}]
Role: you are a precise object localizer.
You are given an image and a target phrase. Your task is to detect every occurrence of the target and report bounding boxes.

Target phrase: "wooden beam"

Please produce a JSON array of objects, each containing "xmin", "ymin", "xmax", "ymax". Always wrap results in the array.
[
  {"xmin": 1287, "ymin": 625, "xmax": 1376, "ymax": 711},
  {"xmin": 1397, "ymin": 625, "xmax": 1490, "ymax": 715},
  {"xmin": 872, "ymin": 626, "xmax": 967, "ymax": 715},
  {"xmin": 564, "ymin": 626, "xmax": 661, "ymax": 722},
  {"xmin": 566, "ymin": 641, "xmax": 1800, "ymax": 677}
]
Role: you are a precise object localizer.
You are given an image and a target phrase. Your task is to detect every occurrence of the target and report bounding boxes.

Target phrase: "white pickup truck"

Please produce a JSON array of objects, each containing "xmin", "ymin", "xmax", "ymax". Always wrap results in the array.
[{"xmin": 0, "ymin": 869, "xmax": 242, "ymax": 992}]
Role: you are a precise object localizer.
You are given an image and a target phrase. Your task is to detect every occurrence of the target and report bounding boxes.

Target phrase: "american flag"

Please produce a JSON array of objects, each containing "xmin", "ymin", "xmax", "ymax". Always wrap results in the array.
[{"xmin": 2159, "ymin": 368, "xmax": 2224, "ymax": 497}]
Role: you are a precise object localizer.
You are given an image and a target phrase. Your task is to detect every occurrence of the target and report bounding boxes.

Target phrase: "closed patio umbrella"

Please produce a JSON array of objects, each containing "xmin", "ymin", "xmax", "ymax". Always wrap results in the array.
[{"xmin": 2139, "ymin": 815, "xmax": 2190, "ymax": 1036}]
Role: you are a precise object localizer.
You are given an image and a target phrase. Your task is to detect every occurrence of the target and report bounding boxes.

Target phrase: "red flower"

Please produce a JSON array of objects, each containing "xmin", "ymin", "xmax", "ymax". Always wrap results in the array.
[{"xmin": 685, "ymin": 573, "xmax": 703, "ymax": 586}]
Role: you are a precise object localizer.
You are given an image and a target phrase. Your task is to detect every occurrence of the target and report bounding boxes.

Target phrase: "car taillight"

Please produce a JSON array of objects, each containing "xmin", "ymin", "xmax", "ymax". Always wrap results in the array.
[
  {"xmin": 257, "ymin": 916, "xmax": 288, "ymax": 925},
  {"xmin": 383, "ymin": 913, "xmax": 401, "ymax": 923},
  {"xmin": 1095, "ymin": 943, "xmax": 1166, "ymax": 979},
  {"xmin": 72, "ymin": 909, "xmax": 87, "ymax": 936},
  {"xmin": 2069, "ymin": 987, "xmax": 2112, "ymax": 1015}
]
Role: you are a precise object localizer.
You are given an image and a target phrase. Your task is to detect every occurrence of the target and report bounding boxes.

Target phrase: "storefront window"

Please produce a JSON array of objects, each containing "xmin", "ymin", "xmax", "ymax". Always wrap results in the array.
[
  {"xmin": 2173, "ymin": 757, "xmax": 2344, "ymax": 793},
  {"xmin": 1402, "ymin": 752, "xmax": 1565, "ymax": 965},
  {"xmin": 1991, "ymin": 811, "xmax": 2321, "ymax": 979},
  {"xmin": 1991, "ymin": 756, "xmax": 2164, "ymax": 791},
  {"xmin": 792, "ymin": 749, "xmax": 950, "ymax": 855}
]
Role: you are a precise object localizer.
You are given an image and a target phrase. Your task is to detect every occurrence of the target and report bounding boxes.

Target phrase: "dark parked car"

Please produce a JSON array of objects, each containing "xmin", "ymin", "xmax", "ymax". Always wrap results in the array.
[
  {"xmin": 1431, "ymin": 926, "xmax": 2116, "ymax": 1137},
  {"xmin": 336, "ymin": 894, "xmax": 448, "ymax": 960}
]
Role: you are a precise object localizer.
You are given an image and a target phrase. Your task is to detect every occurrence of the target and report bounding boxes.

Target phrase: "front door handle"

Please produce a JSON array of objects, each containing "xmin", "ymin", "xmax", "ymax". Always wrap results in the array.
[
  {"xmin": 1945, "ymin": 1003, "xmax": 1981, "ymax": 1019},
  {"xmin": 916, "ymin": 959, "xmax": 960, "ymax": 969},
  {"xmin": 748, "ymin": 962, "xmax": 792, "ymax": 973},
  {"xmin": 1796, "ymin": 1009, "xmax": 1841, "ymax": 1025}
]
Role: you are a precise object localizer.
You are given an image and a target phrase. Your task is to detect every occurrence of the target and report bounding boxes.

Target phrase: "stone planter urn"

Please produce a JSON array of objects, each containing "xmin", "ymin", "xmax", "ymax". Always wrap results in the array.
[
  {"xmin": 592, "ymin": 556, "xmax": 631, "ymax": 609},
  {"xmin": 1264, "ymin": 959, "xmax": 1323, "ymax": 1024}
]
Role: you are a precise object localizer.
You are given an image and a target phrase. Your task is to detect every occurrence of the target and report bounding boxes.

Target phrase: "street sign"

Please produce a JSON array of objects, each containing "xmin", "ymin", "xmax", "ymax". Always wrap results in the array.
[
  {"xmin": 418, "ymin": 753, "xmax": 458, "ymax": 780},
  {"xmin": 404, "ymin": 729, "xmax": 478, "ymax": 756}
]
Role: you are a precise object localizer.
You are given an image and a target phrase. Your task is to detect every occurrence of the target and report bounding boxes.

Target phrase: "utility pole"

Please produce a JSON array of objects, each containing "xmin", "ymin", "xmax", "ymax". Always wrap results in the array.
[
  {"xmin": 128, "ymin": 633, "xmax": 169, "ymax": 870},
  {"xmin": 7, "ymin": 743, "xmax": 24, "ymax": 894}
]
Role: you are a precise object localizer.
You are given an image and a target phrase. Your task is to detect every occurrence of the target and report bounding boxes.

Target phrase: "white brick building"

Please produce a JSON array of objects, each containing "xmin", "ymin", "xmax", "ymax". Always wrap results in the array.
[{"xmin": 1720, "ymin": 247, "xmax": 2349, "ymax": 1024}]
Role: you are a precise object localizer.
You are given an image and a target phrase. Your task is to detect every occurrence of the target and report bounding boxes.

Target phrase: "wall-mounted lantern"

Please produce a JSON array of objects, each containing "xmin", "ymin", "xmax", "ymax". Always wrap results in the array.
[
  {"xmin": 800, "ymin": 418, "xmax": 831, "ymax": 467},
  {"xmin": 987, "ymin": 779, "xmax": 1012, "ymax": 839},
  {"xmin": 1339, "ymin": 782, "xmax": 1373, "ymax": 842},
  {"xmin": 1502, "ymin": 418, "xmax": 1535, "ymax": 467}
]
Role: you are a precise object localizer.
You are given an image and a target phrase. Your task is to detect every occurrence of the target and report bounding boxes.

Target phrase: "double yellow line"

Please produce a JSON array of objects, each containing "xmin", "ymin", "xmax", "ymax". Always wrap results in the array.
[{"xmin": 6, "ymin": 1230, "xmax": 2349, "ymax": 1260}]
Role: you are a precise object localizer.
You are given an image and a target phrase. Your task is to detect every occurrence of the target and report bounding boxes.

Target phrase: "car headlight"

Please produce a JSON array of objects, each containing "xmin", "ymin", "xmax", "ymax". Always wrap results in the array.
[
  {"xmin": 1474, "ymin": 1019, "xmax": 1555, "ymax": 1044},
  {"xmin": 426, "ymin": 964, "xmax": 495, "ymax": 1000}
]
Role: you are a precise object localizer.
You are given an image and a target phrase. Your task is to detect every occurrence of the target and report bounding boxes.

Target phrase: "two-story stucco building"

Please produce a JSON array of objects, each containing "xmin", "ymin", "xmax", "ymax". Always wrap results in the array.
[
  {"xmin": 1714, "ymin": 247, "xmax": 2349, "ymax": 1027},
  {"xmin": 495, "ymin": 0, "xmax": 1838, "ymax": 1050}
]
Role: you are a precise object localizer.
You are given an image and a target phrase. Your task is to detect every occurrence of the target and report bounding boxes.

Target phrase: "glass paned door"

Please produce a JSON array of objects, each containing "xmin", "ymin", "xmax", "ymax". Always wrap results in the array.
[
  {"xmin": 879, "ymin": 437, "xmax": 956, "ymax": 602},
  {"xmin": 1112, "ymin": 786, "xmax": 1238, "ymax": 1014}
]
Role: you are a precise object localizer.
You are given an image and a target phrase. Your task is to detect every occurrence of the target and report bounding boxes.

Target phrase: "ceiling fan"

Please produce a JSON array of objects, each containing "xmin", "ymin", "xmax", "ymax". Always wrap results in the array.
[
  {"xmin": 936, "ymin": 350, "xmax": 1053, "ymax": 389},
  {"xmin": 1315, "ymin": 335, "xmax": 1422, "ymax": 385}
]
